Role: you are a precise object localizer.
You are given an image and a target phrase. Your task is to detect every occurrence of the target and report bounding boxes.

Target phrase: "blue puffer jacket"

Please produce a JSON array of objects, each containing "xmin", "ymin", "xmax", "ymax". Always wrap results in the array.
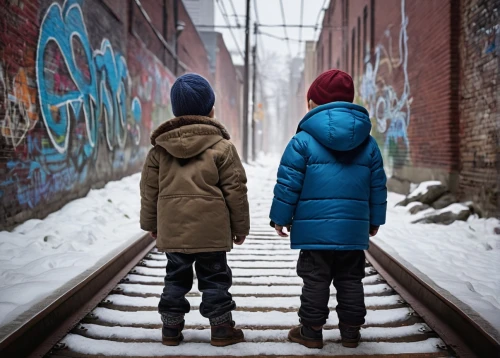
[{"xmin": 269, "ymin": 102, "xmax": 387, "ymax": 250}]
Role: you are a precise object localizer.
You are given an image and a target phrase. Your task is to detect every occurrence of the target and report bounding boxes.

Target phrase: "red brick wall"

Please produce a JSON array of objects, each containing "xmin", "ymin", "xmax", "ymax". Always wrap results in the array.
[
  {"xmin": 215, "ymin": 33, "xmax": 242, "ymax": 152},
  {"xmin": 317, "ymin": 0, "xmax": 461, "ymax": 187},
  {"xmin": 459, "ymin": 0, "xmax": 499, "ymax": 216},
  {"xmin": 0, "ymin": 0, "xmax": 213, "ymax": 229}
]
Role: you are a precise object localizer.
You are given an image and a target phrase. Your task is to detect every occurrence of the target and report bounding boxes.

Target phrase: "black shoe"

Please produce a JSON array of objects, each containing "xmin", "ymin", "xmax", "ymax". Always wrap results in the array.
[
  {"xmin": 339, "ymin": 322, "xmax": 361, "ymax": 348},
  {"xmin": 288, "ymin": 325, "xmax": 323, "ymax": 349},
  {"xmin": 162, "ymin": 320, "xmax": 185, "ymax": 346}
]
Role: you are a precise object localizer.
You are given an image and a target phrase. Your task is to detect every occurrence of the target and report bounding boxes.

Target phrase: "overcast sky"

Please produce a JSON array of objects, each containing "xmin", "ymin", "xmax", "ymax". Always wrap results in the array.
[
  {"xmin": 214, "ymin": 0, "xmax": 327, "ymax": 66},
  {"xmin": 212, "ymin": 0, "xmax": 327, "ymax": 151}
]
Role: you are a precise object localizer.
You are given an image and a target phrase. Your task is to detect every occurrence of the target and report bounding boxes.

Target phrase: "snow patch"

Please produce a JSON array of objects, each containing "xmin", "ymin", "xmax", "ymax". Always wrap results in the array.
[
  {"xmin": 408, "ymin": 180, "xmax": 442, "ymax": 198},
  {"xmin": 62, "ymin": 334, "xmax": 444, "ymax": 356},
  {"xmin": 0, "ymin": 174, "xmax": 144, "ymax": 328},
  {"xmin": 376, "ymin": 192, "xmax": 500, "ymax": 331}
]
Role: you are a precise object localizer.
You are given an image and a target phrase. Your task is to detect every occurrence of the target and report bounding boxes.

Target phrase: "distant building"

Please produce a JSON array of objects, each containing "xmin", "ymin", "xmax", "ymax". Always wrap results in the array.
[
  {"xmin": 304, "ymin": 41, "xmax": 316, "ymax": 90},
  {"xmin": 199, "ymin": 31, "xmax": 243, "ymax": 152},
  {"xmin": 183, "ymin": 0, "xmax": 215, "ymax": 29},
  {"xmin": 285, "ymin": 57, "xmax": 304, "ymax": 140}
]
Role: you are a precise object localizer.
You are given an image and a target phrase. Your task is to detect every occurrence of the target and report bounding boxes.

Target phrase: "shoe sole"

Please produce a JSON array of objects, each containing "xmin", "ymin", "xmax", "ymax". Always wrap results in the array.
[
  {"xmin": 210, "ymin": 337, "xmax": 245, "ymax": 347},
  {"xmin": 162, "ymin": 333, "xmax": 184, "ymax": 346},
  {"xmin": 342, "ymin": 341, "xmax": 360, "ymax": 348},
  {"xmin": 288, "ymin": 331, "xmax": 323, "ymax": 349}
]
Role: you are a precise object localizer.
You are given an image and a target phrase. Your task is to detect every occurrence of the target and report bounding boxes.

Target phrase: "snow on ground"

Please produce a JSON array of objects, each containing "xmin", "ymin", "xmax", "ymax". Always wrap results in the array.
[
  {"xmin": 375, "ymin": 191, "xmax": 500, "ymax": 331},
  {"xmin": 78, "ymin": 323, "xmax": 431, "ymax": 342},
  {"xmin": 0, "ymin": 155, "xmax": 279, "ymax": 336},
  {"xmin": 91, "ymin": 306, "xmax": 412, "ymax": 327},
  {"xmin": 1, "ymin": 151, "xmax": 499, "ymax": 346},
  {"xmin": 63, "ymin": 334, "xmax": 443, "ymax": 356},
  {"xmin": 0, "ymin": 174, "xmax": 145, "ymax": 331}
]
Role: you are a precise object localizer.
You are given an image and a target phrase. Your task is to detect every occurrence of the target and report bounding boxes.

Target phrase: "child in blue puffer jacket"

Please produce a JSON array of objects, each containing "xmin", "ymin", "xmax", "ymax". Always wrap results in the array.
[{"xmin": 270, "ymin": 69, "xmax": 387, "ymax": 349}]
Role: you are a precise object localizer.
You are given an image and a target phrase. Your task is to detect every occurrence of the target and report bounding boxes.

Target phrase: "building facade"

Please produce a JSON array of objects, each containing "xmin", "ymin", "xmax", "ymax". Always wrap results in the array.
[
  {"xmin": 183, "ymin": 0, "xmax": 215, "ymax": 29},
  {"xmin": 315, "ymin": 0, "xmax": 499, "ymax": 216},
  {"xmin": 0, "ymin": 0, "xmax": 242, "ymax": 229}
]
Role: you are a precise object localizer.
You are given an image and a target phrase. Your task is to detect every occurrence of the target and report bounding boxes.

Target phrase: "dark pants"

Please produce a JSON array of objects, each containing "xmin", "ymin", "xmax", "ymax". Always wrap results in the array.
[
  {"xmin": 297, "ymin": 250, "xmax": 366, "ymax": 327},
  {"xmin": 158, "ymin": 251, "xmax": 235, "ymax": 324}
]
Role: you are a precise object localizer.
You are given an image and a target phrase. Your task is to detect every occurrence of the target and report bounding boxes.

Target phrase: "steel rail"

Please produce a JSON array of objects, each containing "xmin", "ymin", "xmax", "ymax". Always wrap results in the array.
[
  {"xmin": 0, "ymin": 234, "xmax": 155, "ymax": 358},
  {"xmin": 366, "ymin": 240, "xmax": 500, "ymax": 357}
]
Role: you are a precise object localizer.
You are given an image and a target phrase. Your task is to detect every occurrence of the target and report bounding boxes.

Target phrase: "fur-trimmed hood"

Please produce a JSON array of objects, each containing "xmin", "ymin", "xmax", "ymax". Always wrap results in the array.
[{"xmin": 151, "ymin": 116, "xmax": 230, "ymax": 158}]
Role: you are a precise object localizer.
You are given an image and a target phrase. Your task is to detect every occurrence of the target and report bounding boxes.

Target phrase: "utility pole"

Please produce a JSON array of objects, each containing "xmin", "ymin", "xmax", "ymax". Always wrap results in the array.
[
  {"xmin": 242, "ymin": 0, "xmax": 251, "ymax": 162},
  {"xmin": 251, "ymin": 22, "xmax": 258, "ymax": 161}
]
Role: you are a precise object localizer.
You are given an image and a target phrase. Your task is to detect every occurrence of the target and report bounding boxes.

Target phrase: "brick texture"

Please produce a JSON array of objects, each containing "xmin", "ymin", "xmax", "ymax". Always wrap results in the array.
[
  {"xmin": 315, "ymin": 0, "xmax": 498, "ymax": 216},
  {"xmin": 215, "ymin": 33, "xmax": 242, "ymax": 152},
  {"xmin": 459, "ymin": 0, "xmax": 499, "ymax": 216},
  {"xmin": 0, "ymin": 0, "xmax": 238, "ymax": 230}
]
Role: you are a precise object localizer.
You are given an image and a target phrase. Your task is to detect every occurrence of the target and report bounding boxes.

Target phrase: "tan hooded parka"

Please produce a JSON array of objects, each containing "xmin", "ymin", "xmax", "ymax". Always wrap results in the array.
[{"xmin": 140, "ymin": 116, "xmax": 250, "ymax": 253}]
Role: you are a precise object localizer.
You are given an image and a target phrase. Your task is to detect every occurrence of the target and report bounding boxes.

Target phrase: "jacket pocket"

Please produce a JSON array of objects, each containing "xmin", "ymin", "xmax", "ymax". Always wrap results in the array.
[{"xmin": 297, "ymin": 250, "xmax": 315, "ymax": 275}]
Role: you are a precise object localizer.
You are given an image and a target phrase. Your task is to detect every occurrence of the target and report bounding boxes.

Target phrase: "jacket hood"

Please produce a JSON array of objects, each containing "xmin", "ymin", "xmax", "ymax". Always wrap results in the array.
[
  {"xmin": 151, "ymin": 116, "xmax": 230, "ymax": 158},
  {"xmin": 297, "ymin": 102, "xmax": 371, "ymax": 151}
]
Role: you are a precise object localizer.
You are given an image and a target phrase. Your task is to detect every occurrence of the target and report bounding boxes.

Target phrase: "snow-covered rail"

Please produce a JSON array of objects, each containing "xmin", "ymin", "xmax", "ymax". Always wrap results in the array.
[
  {"xmin": 0, "ymin": 234, "xmax": 155, "ymax": 358},
  {"xmin": 2, "ymin": 161, "xmax": 498, "ymax": 357},
  {"xmin": 39, "ymin": 234, "xmax": 454, "ymax": 358},
  {"xmin": 367, "ymin": 240, "xmax": 500, "ymax": 357}
]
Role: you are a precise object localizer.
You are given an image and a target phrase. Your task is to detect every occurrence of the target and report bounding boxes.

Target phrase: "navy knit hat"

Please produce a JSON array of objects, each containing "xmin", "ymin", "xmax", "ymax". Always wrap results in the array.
[{"xmin": 170, "ymin": 73, "xmax": 215, "ymax": 117}]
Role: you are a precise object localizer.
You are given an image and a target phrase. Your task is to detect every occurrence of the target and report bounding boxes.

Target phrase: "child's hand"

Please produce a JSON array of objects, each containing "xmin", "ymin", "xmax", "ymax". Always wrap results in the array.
[
  {"xmin": 369, "ymin": 226, "xmax": 379, "ymax": 237},
  {"xmin": 233, "ymin": 236, "xmax": 246, "ymax": 245},
  {"xmin": 150, "ymin": 232, "xmax": 157, "ymax": 239},
  {"xmin": 275, "ymin": 225, "xmax": 291, "ymax": 237}
]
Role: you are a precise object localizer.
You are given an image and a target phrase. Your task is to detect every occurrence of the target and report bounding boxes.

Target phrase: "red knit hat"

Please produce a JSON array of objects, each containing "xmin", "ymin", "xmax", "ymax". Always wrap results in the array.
[{"xmin": 307, "ymin": 69, "xmax": 354, "ymax": 105}]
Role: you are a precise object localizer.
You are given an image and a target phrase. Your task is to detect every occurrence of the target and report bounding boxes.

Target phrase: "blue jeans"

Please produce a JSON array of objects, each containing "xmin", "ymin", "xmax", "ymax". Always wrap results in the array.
[{"xmin": 158, "ymin": 251, "xmax": 235, "ymax": 324}]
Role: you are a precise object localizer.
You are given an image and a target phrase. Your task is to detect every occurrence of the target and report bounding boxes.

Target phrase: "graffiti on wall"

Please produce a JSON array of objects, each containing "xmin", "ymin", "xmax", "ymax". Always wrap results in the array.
[
  {"xmin": 0, "ymin": 67, "xmax": 38, "ymax": 148},
  {"xmin": 359, "ymin": 0, "xmax": 411, "ymax": 176},
  {"xmin": 0, "ymin": 0, "xmax": 170, "ymax": 214},
  {"xmin": 128, "ymin": 43, "xmax": 175, "ymax": 133}
]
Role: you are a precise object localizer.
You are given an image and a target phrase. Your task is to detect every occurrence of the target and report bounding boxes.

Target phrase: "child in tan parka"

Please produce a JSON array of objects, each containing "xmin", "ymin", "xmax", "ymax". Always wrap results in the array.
[{"xmin": 140, "ymin": 73, "xmax": 250, "ymax": 347}]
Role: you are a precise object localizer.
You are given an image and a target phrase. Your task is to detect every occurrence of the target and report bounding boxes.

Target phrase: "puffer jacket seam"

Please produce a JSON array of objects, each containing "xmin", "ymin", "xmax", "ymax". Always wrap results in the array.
[
  {"xmin": 280, "ymin": 163, "xmax": 304, "ymax": 174},
  {"xmin": 307, "ymin": 162, "xmax": 370, "ymax": 168},
  {"xmin": 299, "ymin": 197, "xmax": 368, "ymax": 202},
  {"xmin": 293, "ymin": 218, "xmax": 369, "ymax": 221},
  {"xmin": 273, "ymin": 196, "xmax": 296, "ymax": 206}
]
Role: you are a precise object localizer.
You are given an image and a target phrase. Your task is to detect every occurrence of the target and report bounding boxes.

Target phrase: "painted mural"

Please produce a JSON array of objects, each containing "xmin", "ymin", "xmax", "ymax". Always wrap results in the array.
[
  {"xmin": 0, "ymin": 0, "xmax": 174, "ymax": 227},
  {"xmin": 358, "ymin": 0, "xmax": 412, "ymax": 177}
]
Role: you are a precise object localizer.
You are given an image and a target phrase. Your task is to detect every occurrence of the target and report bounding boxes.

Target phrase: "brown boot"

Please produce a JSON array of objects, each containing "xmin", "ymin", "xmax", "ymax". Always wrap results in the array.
[
  {"xmin": 288, "ymin": 325, "xmax": 323, "ymax": 349},
  {"xmin": 161, "ymin": 321, "xmax": 184, "ymax": 346},
  {"xmin": 339, "ymin": 322, "xmax": 361, "ymax": 348},
  {"xmin": 210, "ymin": 319, "xmax": 244, "ymax": 346},
  {"xmin": 161, "ymin": 314, "xmax": 184, "ymax": 346}
]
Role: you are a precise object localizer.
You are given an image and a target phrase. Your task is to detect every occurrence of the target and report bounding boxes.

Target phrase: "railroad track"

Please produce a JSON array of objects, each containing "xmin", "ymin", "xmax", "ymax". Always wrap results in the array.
[{"xmin": 1, "ymin": 175, "xmax": 499, "ymax": 357}]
